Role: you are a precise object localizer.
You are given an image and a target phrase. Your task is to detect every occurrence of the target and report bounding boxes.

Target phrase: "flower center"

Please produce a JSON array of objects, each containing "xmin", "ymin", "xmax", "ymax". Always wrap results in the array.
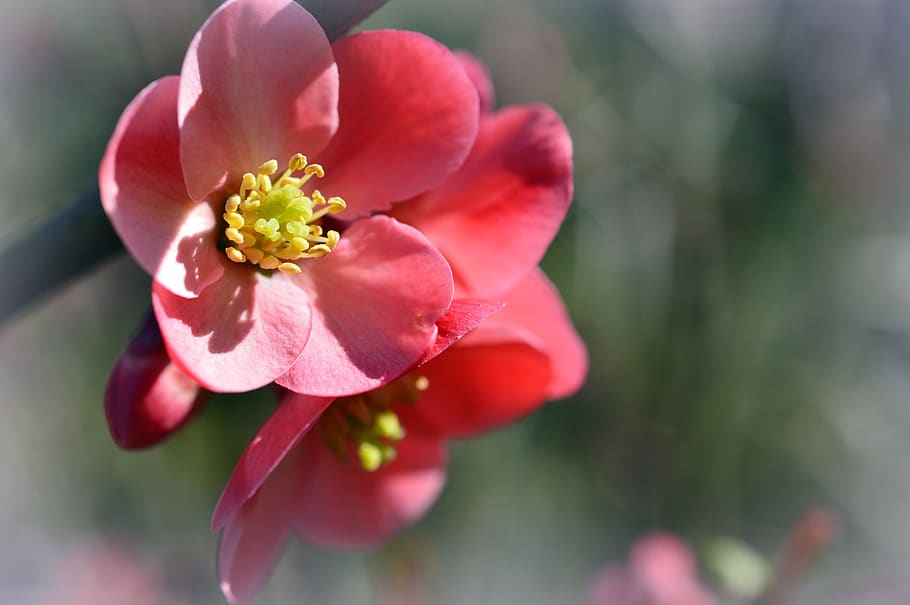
[
  {"xmin": 221, "ymin": 153, "xmax": 346, "ymax": 274},
  {"xmin": 318, "ymin": 376, "xmax": 430, "ymax": 471}
]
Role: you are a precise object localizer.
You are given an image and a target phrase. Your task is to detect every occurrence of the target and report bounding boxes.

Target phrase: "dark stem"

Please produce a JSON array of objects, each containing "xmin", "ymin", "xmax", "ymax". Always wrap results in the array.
[{"xmin": 0, "ymin": 187, "xmax": 123, "ymax": 326}]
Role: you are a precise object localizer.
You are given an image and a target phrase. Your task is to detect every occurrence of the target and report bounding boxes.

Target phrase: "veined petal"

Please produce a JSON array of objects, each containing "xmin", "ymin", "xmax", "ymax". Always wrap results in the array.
[
  {"xmin": 494, "ymin": 268, "xmax": 588, "ymax": 399},
  {"xmin": 99, "ymin": 76, "xmax": 224, "ymax": 298},
  {"xmin": 292, "ymin": 432, "xmax": 447, "ymax": 548},
  {"xmin": 392, "ymin": 104, "xmax": 573, "ymax": 299},
  {"xmin": 402, "ymin": 323, "xmax": 551, "ymax": 440},
  {"xmin": 278, "ymin": 216, "xmax": 453, "ymax": 397},
  {"xmin": 179, "ymin": 0, "xmax": 339, "ymax": 199},
  {"xmin": 212, "ymin": 393, "xmax": 333, "ymax": 533},
  {"xmin": 314, "ymin": 30, "xmax": 479, "ymax": 218},
  {"xmin": 153, "ymin": 267, "xmax": 312, "ymax": 393}
]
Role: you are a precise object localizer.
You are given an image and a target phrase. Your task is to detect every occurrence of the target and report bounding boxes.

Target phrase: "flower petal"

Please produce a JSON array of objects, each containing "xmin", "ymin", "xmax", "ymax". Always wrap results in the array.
[
  {"xmin": 179, "ymin": 0, "xmax": 339, "ymax": 200},
  {"xmin": 402, "ymin": 324, "xmax": 551, "ymax": 440},
  {"xmin": 392, "ymin": 104, "xmax": 573, "ymax": 299},
  {"xmin": 455, "ymin": 50, "xmax": 495, "ymax": 115},
  {"xmin": 105, "ymin": 313, "xmax": 206, "ymax": 449},
  {"xmin": 418, "ymin": 299, "xmax": 504, "ymax": 366},
  {"xmin": 292, "ymin": 432, "xmax": 447, "ymax": 548},
  {"xmin": 217, "ymin": 462, "xmax": 298, "ymax": 604},
  {"xmin": 278, "ymin": 216, "xmax": 453, "ymax": 397},
  {"xmin": 495, "ymin": 268, "xmax": 587, "ymax": 399},
  {"xmin": 99, "ymin": 76, "xmax": 224, "ymax": 298},
  {"xmin": 212, "ymin": 393, "xmax": 333, "ymax": 533},
  {"xmin": 630, "ymin": 534, "xmax": 716, "ymax": 605},
  {"xmin": 152, "ymin": 267, "xmax": 312, "ymax": 393},
  {"xmin": 314, "ymin": 30, "xmax": 479, "ymax": 217}
]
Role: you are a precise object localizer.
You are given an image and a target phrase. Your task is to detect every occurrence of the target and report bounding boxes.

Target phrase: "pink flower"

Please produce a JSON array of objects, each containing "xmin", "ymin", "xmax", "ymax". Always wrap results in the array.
[
  {"xmin": 589, "ymin": 534, "xmax": 716, "ymax": 605},
  {"xmin": 99, "ymin": 0, "xmax": 480, "ymax": 396},
  {"xmin": 209, "ymin": 54, "xmax": 587, "ymax": 603},
  {"xmin": 105, "ymin": 313, "xmax": 206, "ymax": 449}
]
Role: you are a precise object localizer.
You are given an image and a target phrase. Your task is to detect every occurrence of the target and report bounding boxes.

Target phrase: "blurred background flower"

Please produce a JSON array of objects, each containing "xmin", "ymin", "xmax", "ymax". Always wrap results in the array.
[{"xmin": 4, "ymin": 0, "xmax": 910, "ymax": 602}]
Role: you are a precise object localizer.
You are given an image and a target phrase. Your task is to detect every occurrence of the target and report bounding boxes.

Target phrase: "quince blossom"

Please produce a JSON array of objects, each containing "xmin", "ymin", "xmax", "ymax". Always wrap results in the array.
[
  {"xmin": 100, "ymin": 0, "xmax": 480, "ymax": 396},
  {"xmin": 210, "ymin": 55, "xmax": 587, "ymax": 602}
]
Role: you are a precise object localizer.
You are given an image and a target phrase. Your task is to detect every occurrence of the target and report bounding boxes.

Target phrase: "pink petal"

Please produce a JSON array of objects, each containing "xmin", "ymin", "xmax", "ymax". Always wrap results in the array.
[
  {"xmin": 418, "ymin": 299, "xmax": 504, "ymax": 366},
  {"xmin": 212, "ymin": 393, "xmax": 333, "ymax": 533},
  {"xmin": 392, "ymin": 104, "xmax": 573, "ymax": 299},
  {"xmin": 99, "ymin": 76, "xmax": 224, "ymax": 298},
  {"xmin": 455, "ymin": 50, "xmax": 495, "ymax": 115},
  {"xmin": 217, "ymin": 459, "xmax": 299, "ymax": 604},
  {"xmin": 105, "ymin": 313, "xmax": 206, "ymax": 449},
  {"xmin": 179, "ymin": 0, "xmax": 339, "ymax": 200},
  {"xmin": 495, "ymin": 268, "xmax": 587, "ymax": 399},
  {"xmin": 152, "ymin": 266, "xmax": 312, "ymax": 393},
  {"xmin": 630, "ymin": 534, "xmax": 716, "ymax": 605},
  {"xmin": 402, "ymin": 325, "xmax": 551, "ymax": 440},
  {"xmin": 291, "ymin": 432, "xmax": 447, "ymax": 548},
  {"xmin": 277, "ymin": 216, "xmax": 453, "ymax": 397},
  {"xmin": 588, "ymin": 566, "xmax": 645, "ymax": 605},
  {"xmin": 314, "ymin": 30, "xmax": 479, "ymax": 218}
]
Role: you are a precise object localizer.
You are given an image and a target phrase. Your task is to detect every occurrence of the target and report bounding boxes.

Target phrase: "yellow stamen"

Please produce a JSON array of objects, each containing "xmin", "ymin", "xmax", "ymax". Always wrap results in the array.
[
  {"xmin": 318, "ymin": 375, "xmax": 430, "ymax": 471},
  {"xmin": 221, "ymin": 153, "xmax": 346, "ymax": 270}
]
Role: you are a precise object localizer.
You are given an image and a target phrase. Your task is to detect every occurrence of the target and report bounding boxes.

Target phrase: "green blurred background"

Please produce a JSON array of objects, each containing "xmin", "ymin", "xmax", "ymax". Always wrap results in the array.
[{"xmin": 3, "ymin": 0, "xmax": 910, "ymax": 602}]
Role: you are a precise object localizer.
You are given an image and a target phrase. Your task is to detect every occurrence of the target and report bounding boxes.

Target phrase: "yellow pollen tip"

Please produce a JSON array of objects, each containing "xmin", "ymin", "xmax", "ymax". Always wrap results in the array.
[
  {"xmin": 225, "ymin": 247, "xmax": 245, "ymax": 263},
  {"xmin": 259, "ymin": 256, "xmax": 280, "ymax": 270},
  {"xmin": 289, "ymin": 153, "xmax": 308, "ymax": 172},
  {"xmin": 258, "ymin": 159, "xmax": 278, "ymax": 175},
  {"xmin": 304, "ymin": 164, "xmax": 325, "ymax": 178},
  {"xmin": 222, "ymin": 153, "xmax": 346, "ymax": 272},
  {"xmin": 328, "ymin": 197, "xmax": 346, "ymax": 213},
  {"xmin": 358, "ymin": 443, "xmax": 383, "ymax": 472}
]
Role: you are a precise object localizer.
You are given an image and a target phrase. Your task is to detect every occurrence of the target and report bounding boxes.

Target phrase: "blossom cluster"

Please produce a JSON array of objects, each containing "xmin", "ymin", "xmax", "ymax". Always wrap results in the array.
[{"xmin": 99, "ymin": 0, "xmax": 586, "ymax": 601}]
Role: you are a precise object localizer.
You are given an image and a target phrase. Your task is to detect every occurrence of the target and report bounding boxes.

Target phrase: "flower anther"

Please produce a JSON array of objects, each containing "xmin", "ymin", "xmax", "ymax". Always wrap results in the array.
[
  {"xmin": 222, "ymin": 153, "xmax": 346, "ymax": 275},
  {"xmin": 318, "ymin": 375, "xmax": 430, "ymax": 471}
]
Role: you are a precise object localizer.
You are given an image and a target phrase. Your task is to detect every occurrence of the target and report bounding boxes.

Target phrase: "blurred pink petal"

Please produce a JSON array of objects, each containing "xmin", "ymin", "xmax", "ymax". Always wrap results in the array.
[
  {"xmin": 292, "ymin": 432, "xmax": 447, "ymax": 548},
  {"xmin": 590, "ymin": 533, "xmax": 715, "ymax": 605},
  {"xmin": 212, "ymin": 392, "xmax": 333, "ymax": 533},
  {"xmin": 219, "ymin": 456, "xmax": 301, "ymax": 604},
  {"xmin": 402, "ymin": 327, "xmax": 551, "ymax": 439},
  {"xmin": 493, "ymin": 268, "xmax": 588, "ymax": 399},
  {"xmin": 105, "ymin": 313, "xmax": 206, "ymax": 449},
  {"xmin": 455, "ymin": 50, "xmax": 495, "ymax": 115},
  {"xmin": 47, "ymin": 539, "xmax": 162, "ymax": 605}
]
